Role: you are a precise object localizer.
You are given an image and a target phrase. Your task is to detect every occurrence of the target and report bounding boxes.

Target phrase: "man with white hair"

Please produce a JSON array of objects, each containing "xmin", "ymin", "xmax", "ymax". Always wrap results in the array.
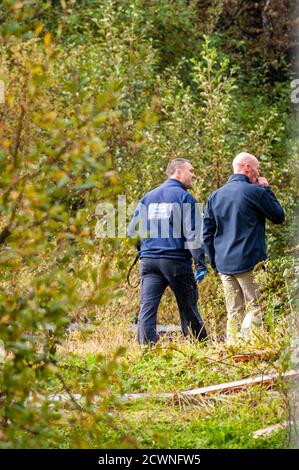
[{"xmin": 203, "ymin": 152, "xmax": 285, "ymax": 345}]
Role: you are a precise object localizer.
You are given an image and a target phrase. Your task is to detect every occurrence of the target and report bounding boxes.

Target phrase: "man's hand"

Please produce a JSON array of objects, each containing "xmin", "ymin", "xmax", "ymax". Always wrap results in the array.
[
  {"xmin": 195, "ymin": 267, "xmax": 207, "ymax": 283},
  {"xmin": 257, "ymin": 176, "xmax": 269, "ymax": 187}
]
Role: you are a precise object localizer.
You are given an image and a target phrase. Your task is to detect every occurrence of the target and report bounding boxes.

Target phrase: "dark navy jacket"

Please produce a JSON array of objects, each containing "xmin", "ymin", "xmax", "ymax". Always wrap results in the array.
[
  {"xmin": 128, "ymin": 178, "xmax": 206, "ymax": 269},
  {"xmin": 203, "ymin": 174, "xmax": 285, "ymax": 274}
]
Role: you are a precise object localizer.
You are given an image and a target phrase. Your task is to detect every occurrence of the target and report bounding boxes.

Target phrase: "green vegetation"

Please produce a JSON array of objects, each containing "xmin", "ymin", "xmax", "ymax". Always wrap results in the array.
[{"xmin": 0, "ymin": 0, "xmax": 297, "ymax": 449}]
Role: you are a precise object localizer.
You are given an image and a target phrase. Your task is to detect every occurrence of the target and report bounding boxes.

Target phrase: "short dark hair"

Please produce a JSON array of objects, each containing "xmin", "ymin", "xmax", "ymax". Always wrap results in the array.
[{"xmin": 166, "ymin": 158, "xmax": 192, "ymax": 177}]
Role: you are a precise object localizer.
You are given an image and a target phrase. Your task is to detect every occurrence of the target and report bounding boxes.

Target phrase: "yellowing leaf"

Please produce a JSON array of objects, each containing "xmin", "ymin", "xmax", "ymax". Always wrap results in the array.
[
  {"xmin": 44, "ymin": 111, "xmax": 57, "ymax": 122},
  {"xmin": 44, "ymin": 32, "xmax": 52, "ymax": 48},
  {"xmin": 1, "ymin": 138, "xmax": 10, "ymax": 148},
  {"xmin": 10, "ymin": 191, "xmax": 19, "ymax": 200},
  {"xmin": 7, "ymin": 95, "xmax": 14, "ymax": 106},
  {"xmin": 35, "ymin": 23, "xmax": 44, "ymax": 36},
  {"xmin": 0, "ymin": 315, "xmax": 11, "ymax": 324},
  {"xmin": 109, "ymin": 171, "xmax": 119, "ymax": 185},
  {"xmin": 53, "ymin": 170, "xmax": 66, "ymax": 180},
  {"xmin": 70, "ymin": 225, "xmax": 77, "ymax": 233},
  {"xmin": 31, "ymin": 65, "xmax": 43, "ymax": 75},
  {"xmin": 12, "ymin": 1, "xmax": 23, "ymax": 11}
]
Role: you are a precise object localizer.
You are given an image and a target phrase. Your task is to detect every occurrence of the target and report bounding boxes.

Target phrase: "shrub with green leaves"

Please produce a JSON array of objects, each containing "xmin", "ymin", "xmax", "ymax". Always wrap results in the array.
[{"xmin": 0, "ymin": 0, "xmax": 296, "ymax": 449}]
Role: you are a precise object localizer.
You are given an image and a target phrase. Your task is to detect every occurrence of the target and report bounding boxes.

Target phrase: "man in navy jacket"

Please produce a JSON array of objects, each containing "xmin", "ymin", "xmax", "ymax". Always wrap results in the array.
[
  {"xmin": 203, "ymin": 152, "xmax": 285, "ymax": 344},
  {"xmin": 128, "ymin": 159, "xmax": 207, "ymax": 345}
]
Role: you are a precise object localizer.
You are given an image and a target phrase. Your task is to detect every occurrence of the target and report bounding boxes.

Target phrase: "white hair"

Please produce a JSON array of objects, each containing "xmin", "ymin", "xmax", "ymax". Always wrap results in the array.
[{"xmin": 232, "ymin": 152, "xmax": 258, "ymax": 173}]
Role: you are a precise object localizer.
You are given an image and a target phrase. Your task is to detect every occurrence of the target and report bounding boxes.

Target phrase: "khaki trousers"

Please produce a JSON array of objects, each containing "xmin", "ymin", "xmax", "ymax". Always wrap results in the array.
[{"xmin": 220, "ymin": 269, "xmax": 262, "ymax": 344}]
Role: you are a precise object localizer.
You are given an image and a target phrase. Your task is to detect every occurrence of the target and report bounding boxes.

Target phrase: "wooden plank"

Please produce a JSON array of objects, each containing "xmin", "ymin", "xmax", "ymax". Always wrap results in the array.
[
  {"xmin": 231, "ymin": 353, "xmax": 264, "ymax": 362},
  {"xmin": 181, "ymin": 374, "xmax": 279, "ymax": 397},
  {"xmin": 230, "ymin": 352, "xmax": 280, "ymax": 363},
  {"xmin": 122, "ymin": 370, "xmax": 299, "ymax": 401},
  {"xmin": 122, "ymin": 391, "xmax": 173, "ymax": 400},
  {"xmin": 128, "ymin": 324, "xmax": 181, "ymax": 334},
  {"xmin": 181, "ymin": 369, "xmax": 299, "ymax": 396},
  {"xmin": 253, "ymin": 421, "xmax": 291, "ymax": 439},
  {"xmin": 27, "ymin": 370, "xmax": 299, "ymax": 406}
]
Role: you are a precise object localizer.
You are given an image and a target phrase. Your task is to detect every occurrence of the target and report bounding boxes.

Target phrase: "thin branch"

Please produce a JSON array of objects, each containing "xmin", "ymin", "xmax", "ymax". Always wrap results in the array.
[
  {"xmin": 1, "ymin": 168, "xmax": 41, "ymax": 203},
  {"xmin": 0, "ymin": 192, "xmax": 23, "ymax": 245},
  {"xmin": 13, "ymin": 102, "xmax": 27, "ymax": 169},
  {"xmin": 54, "ymin": 370, "xmax": 83, "ymax": 412}
]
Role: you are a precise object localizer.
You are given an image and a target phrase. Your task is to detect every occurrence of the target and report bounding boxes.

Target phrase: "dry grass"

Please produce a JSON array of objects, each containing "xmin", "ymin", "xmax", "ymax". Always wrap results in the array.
[
  {"xmin": 60, "ymin": 279, "xmax": 179, "ymax": 356},
  {"xmin": 56, "ymin": 255, "xmax": 292, "ymax": 371}
]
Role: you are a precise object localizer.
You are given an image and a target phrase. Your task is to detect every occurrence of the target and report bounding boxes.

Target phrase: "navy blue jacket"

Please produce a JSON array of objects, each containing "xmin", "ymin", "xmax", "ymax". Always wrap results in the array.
[
  {"xmin": 203, "ymin": 174, "xmax": 285, "ymax": 274},
  {"xmin": 128, "ymin": 178, "xmax": 206, "ymax": 269}
]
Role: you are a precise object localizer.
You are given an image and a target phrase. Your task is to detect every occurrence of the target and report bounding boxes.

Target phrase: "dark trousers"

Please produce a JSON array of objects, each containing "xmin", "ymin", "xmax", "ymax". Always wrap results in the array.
[{"xmin": 137, "ymin": 258, "xmax": 207, "ymax": 344}]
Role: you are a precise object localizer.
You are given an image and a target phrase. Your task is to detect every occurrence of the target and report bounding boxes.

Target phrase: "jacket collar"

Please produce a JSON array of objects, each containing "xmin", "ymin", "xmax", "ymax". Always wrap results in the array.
[
  {"xmin": 165, "ymin": 178, "xmax": 187, "ymax": 190},
  {"xmin": 227, "ymin": 174, "xmax": 250, "ymax": 184}
]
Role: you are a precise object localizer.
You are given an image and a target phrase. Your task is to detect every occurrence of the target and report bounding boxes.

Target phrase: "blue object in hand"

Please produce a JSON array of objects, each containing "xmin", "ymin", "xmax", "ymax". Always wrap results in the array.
[{"xmin": 195, "ymin": 267, "xmax": 207, "ymax": 283}]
